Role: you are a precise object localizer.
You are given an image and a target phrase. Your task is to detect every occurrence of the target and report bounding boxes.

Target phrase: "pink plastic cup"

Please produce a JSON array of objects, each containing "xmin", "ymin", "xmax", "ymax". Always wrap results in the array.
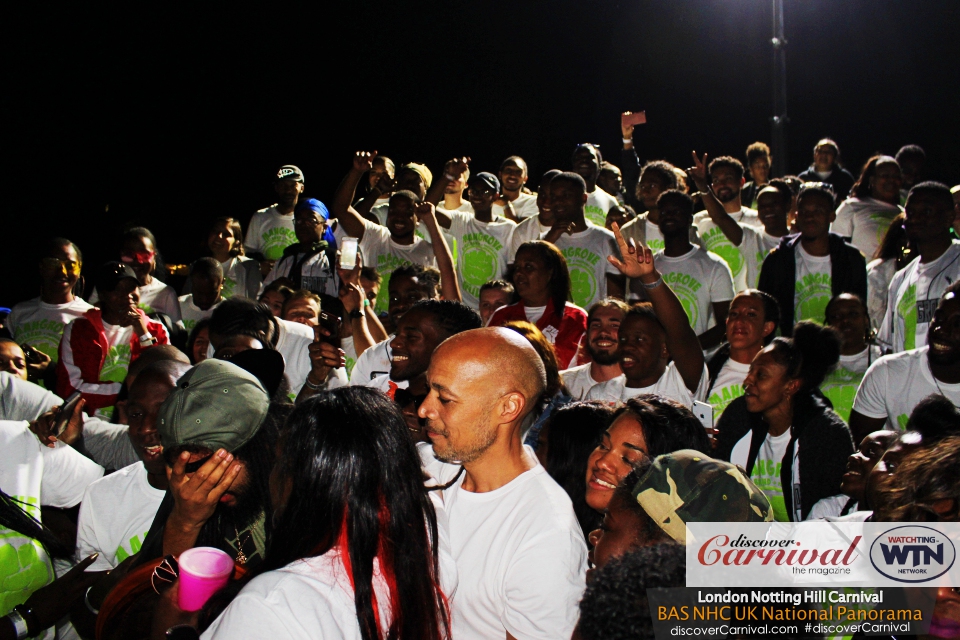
[{"xmin": 177, "ymin": 547, "xmax": 234, "ymax": 611}]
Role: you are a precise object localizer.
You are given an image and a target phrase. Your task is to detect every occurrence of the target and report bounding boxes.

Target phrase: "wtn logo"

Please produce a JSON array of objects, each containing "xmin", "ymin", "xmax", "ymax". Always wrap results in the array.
[{"xmin": 870, "ymin": 525, "xmax": 956, "ymax": 583}]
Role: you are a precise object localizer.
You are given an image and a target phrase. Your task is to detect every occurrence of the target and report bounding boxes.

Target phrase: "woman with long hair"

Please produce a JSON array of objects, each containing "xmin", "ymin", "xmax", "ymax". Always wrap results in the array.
[
  {"xmin": 204, "ymin": 217, "xmax": 262, "ymax": 300},
  {"xmin": 865, "ymin": 212, "xmax": 913, "ymax": 329},
  {"xmin": 834, "ymin": 155, "xmax": 904, "ymax": 260},
  {"xmin": 161, "ymin": 387, "xmax": 453, "ymax": 639},
  {"xmin": 715, "ymin": 322, "xmax": 855, "ymax": 521},
  {"xmin": 489, "ymin": 240, "xmax": 587, "ymax": 368}
]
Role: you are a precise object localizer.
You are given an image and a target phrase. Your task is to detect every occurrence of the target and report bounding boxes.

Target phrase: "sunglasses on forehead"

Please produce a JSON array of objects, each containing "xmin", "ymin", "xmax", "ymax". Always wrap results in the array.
[{"xmin": 121, "ymin": 250, "xmax": 156, "ymax": 265}]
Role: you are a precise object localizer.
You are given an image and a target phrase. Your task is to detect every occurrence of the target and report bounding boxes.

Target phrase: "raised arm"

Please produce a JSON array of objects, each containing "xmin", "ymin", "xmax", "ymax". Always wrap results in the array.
[
  {"xmin": 424, "ymin": 157, "xmax": 471, "ymax": 229},
  {"xmin": 687, "ymin": 151, "xmax": 743, "ymax": 246},
  {"xmin": 331, "ymin": 151, "xmax": 379, "ymax": 239},
  {"xmin": 416, "ymin": 201, "xmax": 462, "ymax": 302},
  {"xmin": 608, "ymin": 222, "xmax": 705, "ymax": 391}
]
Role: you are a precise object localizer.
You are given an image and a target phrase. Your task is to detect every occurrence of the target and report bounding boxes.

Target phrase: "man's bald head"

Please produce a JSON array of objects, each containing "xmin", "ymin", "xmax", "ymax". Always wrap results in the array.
[
  {"xmin": 435, "ymin": 328, "xmax": 547, "ymax": 413},
  {"xmin": 125, "ymin": 345, "xmax": 190, "ymax": 390}
]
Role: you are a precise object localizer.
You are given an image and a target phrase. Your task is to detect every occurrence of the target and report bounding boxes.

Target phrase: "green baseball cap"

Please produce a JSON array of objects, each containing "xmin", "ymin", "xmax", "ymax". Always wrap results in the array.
[
  {"xmin": 157, "ymin": 359, "xmax": 270, "ymax": 453},
  {"xmin": 631, "ymin": 449, "xmax": 774, "ymax": 544}
]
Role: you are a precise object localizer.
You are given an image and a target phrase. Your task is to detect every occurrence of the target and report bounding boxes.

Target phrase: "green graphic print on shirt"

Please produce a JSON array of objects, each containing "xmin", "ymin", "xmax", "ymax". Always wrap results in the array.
[
  {"xmin": 101, "ymin": 343, "xmax": 132, "ymax": 383},
  {"xmin": 707, "ymin": 383, "xmax": 744, "ymax": 418},
  {"xmin": 114, "ymin": 531, "xmax": 148, "ymax": 564},
  {"xmin": 0, "ymin": 496, "xmax": 53, "ymax": 614},
  {"xmin": 182, "ymin": 318, "xmax": 197, "ymax": 333},
  {"xmin": 820, "ymin": 366, "xmax": 866, "ymax": 423},
  {"xmin": 263, "ymin": 227, "xmax": 297, "ymax": 261},
  {"xmin": 795, "ymin": 272, "xmax": 832, "ymax": 324},
  {"xmin": 560, "ymin": 247, "xmax": 601, "ymax": 309},
  {"xmin": 373, "ymin": 254, "xmax": 415, "ymax": 315},
  {"xmin": 12, "ymin": 319, "xmax": 65, "ymax": 362},
  {"xmin": 584, "ymin": 205, "xmax": 607, "ymax": 227},
  {"xmin": 461, "ymin": 233, "xmax": 503, "ymax": 299},
  {"xmin": 702, "ymin": 227, "xmax": 745, "ymax": 284},
  {"xmin": 221, "ymin": 276, "xmax": 238, "ymax": 299},
  {"xmin": 646, "ymin": 238, "xmax": 665, "ymax": 253},
  {"xmin": 896, "ymin": 283, "xmax": 918, "ymax": 350},
  {"xmin": 751, "ymin": 459, "xmax": 788, "ymax": 522},
  {"xmin": 345, "ymin": 355, "xmax": 357, "ymax": 380},
  {"xmin": 662, "ymin": 272, "xmax": 702, "ymax": 330},
  {"xmin": 869, "ymin": 212, "xmax": 896, "ymax": 249}
]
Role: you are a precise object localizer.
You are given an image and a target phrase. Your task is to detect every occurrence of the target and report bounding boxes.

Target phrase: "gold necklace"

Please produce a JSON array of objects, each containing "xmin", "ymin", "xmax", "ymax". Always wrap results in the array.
[{"xmin": 233, "ymin": 526, "xmax": 252, "ymax": 565}]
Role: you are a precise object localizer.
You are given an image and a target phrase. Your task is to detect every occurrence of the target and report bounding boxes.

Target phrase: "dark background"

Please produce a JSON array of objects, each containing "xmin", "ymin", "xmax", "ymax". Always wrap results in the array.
[{"xmin": 5, "ymin": 0, "xmax": 959, "ymax": 305}]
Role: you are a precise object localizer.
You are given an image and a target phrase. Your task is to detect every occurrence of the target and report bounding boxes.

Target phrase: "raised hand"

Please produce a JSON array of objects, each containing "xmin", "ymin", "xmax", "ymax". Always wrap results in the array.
[
  {"xmin": 686, "ymin": 150, "xmax": 710, "ymax": 191},
  {"xmin": 307, "ymin": 339, "xmax": 346, "ymax": 381},
  {"xmin": 414, "ymin": 201, "xmax": 438, "ymax": 224},
  {"xmin": 339, "ymin": 282, "xmax": 365, "ymax": 314},
  {"xmin": 621, "ymin": 111, "xmax": 636, "ymax": 140},
  {"xmin": 445, "ymin": 156, "xmax": 471, "ymax": 179},
  {"xmin": 607, "ymin": 222, "xmax": 657, "ymax": 280},
  {"xmin": 167, "ymin": 449, "xmax": 242, "ymax": 532},
  {"xmin": 29, "ymin": 398, "xmax": 87, "ymax": 447},
  {"xmin": 353, "ymin": 150, "xmax": 378, "ymax": 173}
]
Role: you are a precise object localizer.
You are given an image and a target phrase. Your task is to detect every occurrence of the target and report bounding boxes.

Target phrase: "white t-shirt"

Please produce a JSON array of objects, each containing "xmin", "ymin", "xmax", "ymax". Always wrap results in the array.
[
  {"xmin": 707, "ymin": 358, "xmax": 751, "ymax": 419},
  {"xmin": 833, "ymin": 197, "xmax": 903, "ymax": 260},
  {"xmin": 794, "ymin": 244, "xmax": 833, "ymax": 324},
  {"xmin": 554, "ymin": 224, "xmax": 619, "ymax": 310},
  {"xmin": 585, "ymin": 363, "xmax": 709, "ymax": 407},
  {"xmin": 80, "ymin": 416, "xmax": 139, "ymax": 471},
  {"xmin": 879, "ymin": 241, "xmax": 960, "ymax": 353},
  {"xmin": 8, "ymin": 297, "xmax": 93, "ymax": 363},
  {"xmin": 507, "ymin": 215, "xmax": 550, "ymax": 261},
  {"xmin": 731, "ymin": 429, "xmax": 793, "ymax": 522},
  {"xmin": 807, "ymin": 495, "xmax": 858, "ymax": 521},
  {"xmin": 419, "ymin": 445, "xmax": 587, "ymax": 640},
  {"xmin": 866, "ymin": 257, "xmax": 896, "ymax": 331},
  {"xmin": 852, "ymin": 346, "xmax": 960, "ymax": 430},
  {"xmin": 90, "ymin": 278, "xmax": 182, "ymax": 322},
  {"xmin": 75, "ymin": 461, "xmax": 165, "ymax": 571},
  {"xmin": 358, "ymin": 218, "xmax": 437, "ymax": 315},
  {"xmin": 275, "ymin": 318, "xmax": 314, "ymax": 399},
  {"xmin": 245, "ymin": 205, "xmax": 297, "ymax": 260},
  {"xmin": 694, "ymin": 208, "xmax": 760, "ymax": 291},
  {"xmin": 820, "ymin": 345, "xmax": 882, "ymax": 423},
  {"xmin": 447, "ymin": 212, "xmax": 516, "ymax": 309},
  {"xmin": 744, "ymin": 229, "xmax": 783, "ymax": 291},
  {"xmin": 0, "ymin": 420, "xmax": 103, "ymax": 623},
  {"xmin": 0, "ymin": 373, "xmax": 62, "ymax": 422},
  {"xmin": 504, "ymin": 192, "xmax": 539, "ymax": 220},
  {"xmin": 177, "ymin": 295, "xmax": 221, "ymax": 333},
  {"xmin": 365, "ymin": 374, "xmax": 409, "ymax": 395},
  {"xmin": 262, "ymin": 248, "xmax": 338, "ymax": 298},
  {"xmin": 369, "ymin": 200, "xmax": 392, "ymax": 225},
  {"xmin": 642, "ymin": 247, "xmax": 735, "ymax": 335},
  {"xmin": 219, "ymin": 256, "xmax": 261, "ymax": 300},
  {"xmin": 341, "ymin": 335, "xmax": 358, "ymax": 380},
  {"xmin": 524, "ymin": 305, "xmax": 547, "ymax": 325},
  {"xmin": 561, "ymin": 363, "xmax": 604, "ymax": 400},
  {"xmin": 349, "ymin": 337, "xmax": 393, "ymax": 384},
  {"xmin": 584, "ymin": 188, "xmax": 619, "ymax": 227},
  {"xmin": 644, "ymin": 219, "xmax": 665, "ymax": 253}
]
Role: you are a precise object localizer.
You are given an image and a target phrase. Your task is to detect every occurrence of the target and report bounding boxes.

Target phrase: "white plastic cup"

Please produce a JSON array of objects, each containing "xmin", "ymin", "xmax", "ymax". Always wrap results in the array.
[{"xmin": 177, "ymin": 547, "xmax": 234, "ymax": 611}]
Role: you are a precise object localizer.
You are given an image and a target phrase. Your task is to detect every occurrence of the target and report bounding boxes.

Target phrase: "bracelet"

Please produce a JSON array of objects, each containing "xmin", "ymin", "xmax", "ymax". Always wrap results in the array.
[
  {"xmin": 85, "ymin": 586, "xmax": 100, "ymax": 615},
  {"xmin": 349, "ymin": 309, "xmax": 364, "ymax": 320},
  {"xmin": 12, "ymin": 604, "xmax": 38, "ymax": 638},
  {"xmin": 622, "ymin": 138, "xmax": 633, "ymax": 144},
  {"xmin": 5, "ymin": 609, "xmax": 28, "ymax": 639},
  {"xmin": 303, "ymin": 376, "xmax": 325, "ymax": 391},
  {"xmin": 363, "ymin": 298, "xmax": 370, "ymax": 307},
  {"xmin": 641, "ymin": 276, "xmax": 664, "ymax": 290}
]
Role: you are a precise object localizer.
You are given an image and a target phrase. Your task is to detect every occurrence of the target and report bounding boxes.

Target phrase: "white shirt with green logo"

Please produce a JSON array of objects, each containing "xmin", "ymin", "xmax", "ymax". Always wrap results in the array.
[
  {"xmin": 357, "ymin": 219, "xmax": 437, "ymax": 315},
  {"xmin": 177, "ymin": 294, "xmax": 221, "ymax": 334},
  {"xmin": 1, "ymin": 421, "xmax": 102, "ymax": 632},
  {"xmin": 553, "ymin": 225, "xmax": 619, "ymax": 310},
  {"xmin": 341, "ymin": 335, "xmax": 358, "ymax": 381},
  {"xmin": 8, "ymin": 297, "xmax": 92, "ymax": 364},
  {"xmin": 833, "ymin": 197, "xmax": 903, "ymax": 261},
  {"xmin": 708, "ymin": 358, "xmax": 750, "ymax": 419},
  {"xmin": 584, "ymin": 188, "xmax": 619, "ymax": 227},
  {"xmin": 732, "ymin": 429, "xmax": 792, "ymax": 522},
  {"xmin": 644, "ymin": 219, "xmax": 665, "ymax": 253},
  {"xmin": 879, "ymin": 241, "xmax": 960, "ymax": 353},
  {"xmin": 820, "ymin": 346, "xmax": 881, "ymax": 423},
  {"xmin": 76, "ymin": 461, "xmax": 165, "ymax": 571},
  {"xmin": 853, "ymin": 346, "xmax": 960, "ymax": 430},
  {"xmin": 245, "ymin": 205, "xmax": 297, "ymax": 261},
  {"xmin": 694, "ymin": 208, "xmax": 760, "ymax": 291},
  {"xmin": 794, "ymin": 244, "xmax": 832, "ymax": 324},
  {"xmin": 220, "ymin": 256, "xmax": 261, "ymax": 300},
  {"xmin": 447, "ymin": 212, "xmax": 516, "ymax": 309},
  {"xmin": 647, "ymin": 247, "xmax": 735, "ymax": 336}
]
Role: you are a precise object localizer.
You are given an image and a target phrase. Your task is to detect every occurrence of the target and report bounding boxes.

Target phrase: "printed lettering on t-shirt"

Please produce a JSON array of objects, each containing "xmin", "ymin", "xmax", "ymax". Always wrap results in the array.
[
  {"xmin": 560, "ymin": 247, "xmax": 602, "ymax": 308},
  {"xmin": 647, "ymin": 238, "xmax": 665, "ymax": 252},
  {"xmin": 12, "ymin": 319, "xmax": 65, "ymax": 361},
  {"xmin": 896, "ymin": 283, "xmax": 918, "ymax": 350},
  {"xmin": 584, "ymin": 206, "xmax": 606, "ymax": 227},
  {"xmin": 820, "ymin": 366, "xmax": 865, "ymax": 422},
  {"xmin": 751, "ymin": 460, "xmax": 787, "ymax": 522},
  {"xmin": 794, "ymin": 273, "xmax": 832, "ymax": 323},
  {"xmin": 702, "ymin": 227, "xmax": 744, "ymax": 280},
  {"xmin": 262, "ymin": 227, "xmax": 297, "ymax": 261},
  {"xmin": 708, "ymin": 383, "xmax": 743, "ymax": 417},
  {"xmin": 662, "ymin": 271, "xmax": 703, "ymax": 329},
  {"xmin": 461, "ymin": 232, "xmax": 503, "ymax": 298},
  {"xmin": 114, "ymin": 531, "xmax": 147, "ymax": 564}
]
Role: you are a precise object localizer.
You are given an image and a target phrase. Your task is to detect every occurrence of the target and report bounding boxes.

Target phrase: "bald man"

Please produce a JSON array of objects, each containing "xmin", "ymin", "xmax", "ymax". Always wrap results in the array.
[{"xmin": 418, "ymin": 328, "xmax": 587, "ymax": 640}]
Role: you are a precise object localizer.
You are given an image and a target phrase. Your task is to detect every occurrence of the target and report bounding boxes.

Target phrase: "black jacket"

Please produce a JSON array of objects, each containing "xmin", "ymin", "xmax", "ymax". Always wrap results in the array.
[
  {"xmin": 758, "ymin": 232, "xmax": 867, "ymax": 336},
  {"xmin": 797, "ymin": 165, "xmax": 856, "ymax": 202},
  {"xmin": 715, "ymin": 393, "xmax": 854, "ymax": 521}
]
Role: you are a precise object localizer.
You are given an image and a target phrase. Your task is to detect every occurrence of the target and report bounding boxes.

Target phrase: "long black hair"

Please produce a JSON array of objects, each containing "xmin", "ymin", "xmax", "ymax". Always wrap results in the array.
[
  {"xmin": 613, "ymin": 394, "xmax": 712, "ymax": 457},
  {"xmin": 264, "ymin": 387, "xmax": 450, "ymax": 639}
]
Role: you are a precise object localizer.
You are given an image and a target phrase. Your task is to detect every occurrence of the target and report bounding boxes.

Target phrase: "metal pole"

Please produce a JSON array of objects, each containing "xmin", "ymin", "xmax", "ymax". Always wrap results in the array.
[{"xmin": 771, "ymin": 0, "xmax": 787, "ymax": 177}]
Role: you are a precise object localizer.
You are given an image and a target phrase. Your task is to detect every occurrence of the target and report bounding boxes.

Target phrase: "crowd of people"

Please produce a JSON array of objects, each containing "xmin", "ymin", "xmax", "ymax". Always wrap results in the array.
[{"xmin": 1, "ymin": 120, "xmax": 959, "ymax": 639}]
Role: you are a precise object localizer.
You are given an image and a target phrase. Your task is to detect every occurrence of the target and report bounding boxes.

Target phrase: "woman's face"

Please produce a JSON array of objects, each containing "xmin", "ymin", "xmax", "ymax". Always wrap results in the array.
[
  {"xmin": 725, "ymin": 294, "xmax": 771, "ymax": 351},
  {"xmin": 121, "ymin": 236, "xmax": 156, "ymax": 283},
  {"xmin": 260, "ymin": 291, "xmax": 286, "ymax": 317},
  {"xmin": 585, "ymin": 414, "xmax": 647, "ymax": 512},
  {"xmin": 191, "ymin": 327, "xmax": 210, "ymax": 364},
  {"xmin": 866, "ymin": 432, "xmax": 924, "ymax": 509},
  {"xmin": 741, "ymin": 348, "xmax": 793, "ymax": 414},
  {"xmin": 587, "ymin": 492, "xmax": 646, "ymax": 574},
  {"xmin": 870, "ymin": 161, "xmax": 903, "ymax": 203},
  {"xmin": 840, "ymin": 430, "xmax": 897, "ymax": 501},
  {"xmin": 208, "ymin": 221, "xmax": 239, "ymax": 259},
  {"xmin": 512, "ymin": 248, "xmax": 553, "ymax": 305}
]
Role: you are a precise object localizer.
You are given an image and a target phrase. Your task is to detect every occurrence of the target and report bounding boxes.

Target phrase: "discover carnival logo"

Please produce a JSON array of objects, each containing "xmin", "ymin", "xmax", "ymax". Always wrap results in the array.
[{"xmin": 869, "ymin": 525, "xmax": 956, "ymax": 583}]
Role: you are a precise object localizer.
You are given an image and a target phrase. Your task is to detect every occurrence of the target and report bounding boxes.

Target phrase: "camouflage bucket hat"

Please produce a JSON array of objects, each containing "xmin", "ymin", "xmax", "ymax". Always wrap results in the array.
[{"xmin": 631, "ymin": 449, "xmax": 774, "ymax": 544}]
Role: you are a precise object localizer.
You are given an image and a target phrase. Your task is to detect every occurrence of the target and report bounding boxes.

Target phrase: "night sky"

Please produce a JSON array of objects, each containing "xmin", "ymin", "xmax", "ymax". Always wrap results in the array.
[{"xmin": 5, "ymin": 0, "xmax": 959, "ymax": 305}]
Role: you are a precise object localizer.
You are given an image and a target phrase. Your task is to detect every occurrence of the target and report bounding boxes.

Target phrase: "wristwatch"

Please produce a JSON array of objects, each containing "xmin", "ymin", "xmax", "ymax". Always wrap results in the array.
[{"xmin": 349, "ymin": 309, "xmax": 364, "ymax": 320}]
